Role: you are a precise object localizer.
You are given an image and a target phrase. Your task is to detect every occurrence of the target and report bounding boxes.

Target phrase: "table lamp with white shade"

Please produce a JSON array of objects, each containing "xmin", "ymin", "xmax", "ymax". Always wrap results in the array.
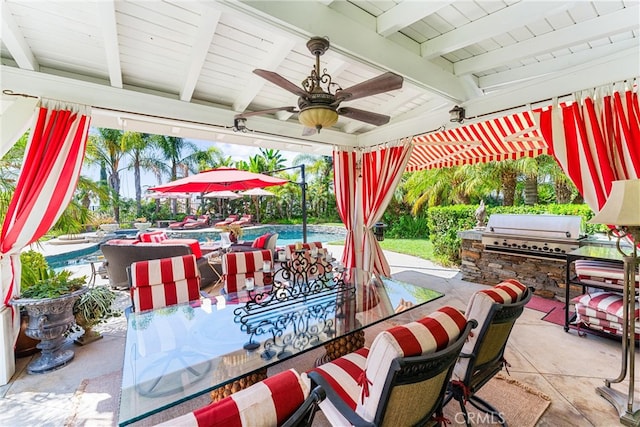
[{"xmin": 589, "ymin": 179, "xmax": 640, "ymax": 426}]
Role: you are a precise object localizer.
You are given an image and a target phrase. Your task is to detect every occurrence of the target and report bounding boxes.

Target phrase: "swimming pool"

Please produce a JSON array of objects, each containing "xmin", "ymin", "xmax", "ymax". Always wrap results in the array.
[
  {"xmin": 168, "ymin": 224, "xmax": 346, "ymax": 247},
  {"xmin": 47, "ymin": 225, "xmax": 345, "ymax": 269}
]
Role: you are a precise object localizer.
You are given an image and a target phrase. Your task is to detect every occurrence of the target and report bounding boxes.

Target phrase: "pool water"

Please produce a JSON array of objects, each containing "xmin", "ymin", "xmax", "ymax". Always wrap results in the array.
[
  {"xmin": 48, "ymin": 225, "xmax": 345, "ymax": 269},
  {"xmin": 169, "ymin": 225, "xmax": 345, "ymax": 247}
]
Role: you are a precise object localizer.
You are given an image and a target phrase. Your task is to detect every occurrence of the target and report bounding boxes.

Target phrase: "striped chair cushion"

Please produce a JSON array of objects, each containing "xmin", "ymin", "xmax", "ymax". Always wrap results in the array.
[
  {"xmin": 453, "ymin": 279, "xmax": 527, "ymax": 381},
  {"xmin": 285, "ymin": 241, "xmax": 323, "ymax": 259},
  {"xmin": 223, "ymin": 250, "xmax": 273, "ymax": 293},
  {"xmin": 572, "ymin": 292, "xmax": 640, "ymax": 321},
  {"xmin": 574, "ymin": 259, "xmax": 639, "ymax": 287},
  {"xmin": 138, "ymin": 230, "xmax": 168, "ymax": 243},
  {"xmin": 310, "ymin": 305, "xmax": 466, "ymax": 424},
  {"xmin": 157, "ymin": 369, "xmax": 310, "ymax": 427},
  {"xmin": 130, "ymin": 254, "xmax": 201, "ymax": 312},
  {"xmin": 572, "ymin": 313, "xmax": 640, "ymax": 337},
  {"xmin": 476, "ymin": 278, "xmax": 527, "ymax": 304}
]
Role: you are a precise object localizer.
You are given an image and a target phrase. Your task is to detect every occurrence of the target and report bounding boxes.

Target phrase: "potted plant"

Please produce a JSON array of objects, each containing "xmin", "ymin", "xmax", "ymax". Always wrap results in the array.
[
  {"xmin": 15, "ymin": 250, "xmax": 48, "ymax": 357},
  {"xmin": 222, "ymin": 224, "xmax": 244, "ymax": 243},
  {"xmin": 72, "ymin": 285, "xmax": 118, "ymax": 345},
  {"xmin": 10, "ymin": 253, "xmax": 88, "ymax": 374}
]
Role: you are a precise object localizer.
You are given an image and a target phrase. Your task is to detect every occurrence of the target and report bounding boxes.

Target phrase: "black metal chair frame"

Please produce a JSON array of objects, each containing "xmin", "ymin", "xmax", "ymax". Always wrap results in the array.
[
  {"xmin": 308, "ymin": 320, "xmax": 477, "ymax": 427},
  {"xmin": 282, "ymin": 385, "xmax": 327, "ymax": 427},
  {"xmin": 444, "ymin": 288, "xmax": 532, "ymax": 427}
]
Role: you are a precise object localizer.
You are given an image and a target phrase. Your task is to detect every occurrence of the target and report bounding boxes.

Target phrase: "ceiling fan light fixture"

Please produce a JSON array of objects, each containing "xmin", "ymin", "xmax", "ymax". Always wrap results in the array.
[
  {"xmin": 298, "ymin": 107, "xmax": 338, "ymax": 132},
  {"xmin": 449, "ymin": 105, "xmax": 465, "ymax": 123}
]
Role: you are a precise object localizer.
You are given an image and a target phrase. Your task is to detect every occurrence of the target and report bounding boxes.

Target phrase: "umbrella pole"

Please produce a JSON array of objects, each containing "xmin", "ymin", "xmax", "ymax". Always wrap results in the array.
[{"xmin": 301, "ymin": 165, "xmax": 307, "ymax": 243}]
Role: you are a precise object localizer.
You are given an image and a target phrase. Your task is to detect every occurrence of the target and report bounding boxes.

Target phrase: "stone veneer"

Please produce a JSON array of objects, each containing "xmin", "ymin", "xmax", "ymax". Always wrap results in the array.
[
  {"xmin": 458, "ymin": 229, "xmax": 570, "ymax": 300},
  {"xmin": 458, "ymin": 230, "xmax": 621, "ymax": 301}
]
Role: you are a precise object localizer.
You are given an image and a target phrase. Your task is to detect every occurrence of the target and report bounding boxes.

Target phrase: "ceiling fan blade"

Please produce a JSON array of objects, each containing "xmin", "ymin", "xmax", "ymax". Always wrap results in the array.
[
  {"xmin": 338, "ymin": 107, "xmax": 391, "ymax": 126},
  {"xmin": 254, "ymin": 69, "xmax": 308, "ymax": 98},
  {"xmin": 235, "ymin": 106, "xmax": 297, "ymax": 119},
  {"xmin": 335, "ymin": 72, "xmax": 403, "ymax": 103}
]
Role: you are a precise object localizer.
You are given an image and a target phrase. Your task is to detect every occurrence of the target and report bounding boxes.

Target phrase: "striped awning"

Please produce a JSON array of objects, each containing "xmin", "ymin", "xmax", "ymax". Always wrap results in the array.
[{"xmin": 407, "ymin": 110, "xmax": 549, "ymax": 171}]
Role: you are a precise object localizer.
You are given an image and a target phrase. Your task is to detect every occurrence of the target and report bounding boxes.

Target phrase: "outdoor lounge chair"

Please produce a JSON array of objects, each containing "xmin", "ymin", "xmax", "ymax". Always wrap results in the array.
[
  {"xmin": 182, "ymin": 214, "xmax": 210, "ymax": 229},
  {"xmin": 308, "ymin": 305, "xmax": 476, "ymax": 426},
  {"xmin": 444, "ymin": 279, "xmax": 532, "ymax": 427},
  {"xmin": 168, "ymin": 215, "xmax": 196, "ymax": 230},
  {"xmin": 214, "ymin": 215, "xmax": 239, "ymax": 227},
  {"xmin": 230, "ymin": 214, "xmax": 253, "ymax": 227},
  {"xmin": 157, "ymin": 368, "xmax": 324, "ymax": 427}
]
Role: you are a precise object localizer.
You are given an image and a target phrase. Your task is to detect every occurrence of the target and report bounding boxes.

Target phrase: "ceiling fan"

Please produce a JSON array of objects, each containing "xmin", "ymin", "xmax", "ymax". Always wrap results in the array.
[{"xmin": 235, "ymin": 36, "xmax": 403, "ymax": 135}]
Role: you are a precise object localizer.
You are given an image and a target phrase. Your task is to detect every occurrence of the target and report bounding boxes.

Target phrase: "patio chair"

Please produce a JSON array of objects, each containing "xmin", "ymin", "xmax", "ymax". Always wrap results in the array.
[
  {"xmin": 222, "ymin": 249, "xmax": 273, "ymax": 294},
  {"xmin": 128, "ymin": 254, "xmax": 202, "ymax": 312},
  {"xmin": 231, "ymin": 214, "xmax": 253, "ymax": 227},
  {"xmin": 444, "ymin": 279, "xmax": 532, "ymax": 427},
  {"xmin": 307, "ymin": 305, "xmax": 476, "ymax": 426},
  {"xmin": 157, "ymin": 368, "xmax": 324, "ymax": 427},
  {"xmin": 214, "ymin": 214, "xmax": 239, "ymax": 227}
]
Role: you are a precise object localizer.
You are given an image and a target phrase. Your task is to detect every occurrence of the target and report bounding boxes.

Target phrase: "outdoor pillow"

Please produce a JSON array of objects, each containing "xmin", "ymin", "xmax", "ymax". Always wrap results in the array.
[{"xmin": 252, "ymin": 233, "xmax": 272, "ymax": 249}]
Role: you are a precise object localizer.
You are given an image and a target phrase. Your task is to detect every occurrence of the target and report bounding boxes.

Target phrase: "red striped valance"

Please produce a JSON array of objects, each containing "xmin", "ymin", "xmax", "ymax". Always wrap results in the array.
[{"xmin": 407, "ymin": 110, "xmax": 548, "ymax": 171}]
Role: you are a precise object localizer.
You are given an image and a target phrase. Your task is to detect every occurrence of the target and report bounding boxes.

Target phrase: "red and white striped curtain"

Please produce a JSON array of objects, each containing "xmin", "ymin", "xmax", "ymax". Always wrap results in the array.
[
  {"xmin": 333, "ymin": 138, "xmax": 413, "ymax": 276},
  {"xmin": 1, "ymin": 100, "xmax": 91, "ymax": 335},
  {"xmin": 535, "ymin": 78, "xmax": 640, "ymax": 212}
]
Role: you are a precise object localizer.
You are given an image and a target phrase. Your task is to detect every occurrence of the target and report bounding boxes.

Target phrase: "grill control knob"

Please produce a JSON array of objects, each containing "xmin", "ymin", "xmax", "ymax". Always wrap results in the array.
[
  {"xmin": 554, "ymin": 248, "xmax": 561, "ymax": 252},
  {"xmin": 521, "ymin": 244, "xmax": 528, "ymax": 249},
  {"xmin": 494, "ymin": 241, "xmax": 499, "ymax": 245},
  {"xmin": 542, "ymin": 246, "xmax": 549, "ymax": 251},
  {"xmin": 531, "ymin": 245, "xmax": 538, "ymax": 250},
  {"xmin": 502, "ymin": 242, "xmax": 508, "ymax": 246}
]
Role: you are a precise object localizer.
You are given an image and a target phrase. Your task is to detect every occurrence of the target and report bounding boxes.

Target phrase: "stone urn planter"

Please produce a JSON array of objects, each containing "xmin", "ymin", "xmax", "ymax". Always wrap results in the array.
[
  {"xmin": 10, "ymin": 287, "xmax": 87, "ymax": 374},
  {"xmin": 99, "ymin": 223, "xmax": 119, "ymax": 233},
  {"xmin": 133, "ymin": 222, "xmax": 152, "ymax": 232}
]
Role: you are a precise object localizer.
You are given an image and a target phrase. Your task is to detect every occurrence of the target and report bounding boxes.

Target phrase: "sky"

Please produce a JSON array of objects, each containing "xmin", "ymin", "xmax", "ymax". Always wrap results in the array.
[{"xmin": 82, "ymin": 137, "xmax": 300, "ymax": 199}]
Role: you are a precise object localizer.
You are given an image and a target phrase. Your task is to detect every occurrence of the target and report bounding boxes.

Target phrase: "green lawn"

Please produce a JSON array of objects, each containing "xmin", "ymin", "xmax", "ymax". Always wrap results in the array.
[
  {"xmin": 327, "ymin": 237, "xmax": 439, "ymax": 263},
  {"xmin": 378, "ymin": 238, "xmax": 434, "ymax": 260}
]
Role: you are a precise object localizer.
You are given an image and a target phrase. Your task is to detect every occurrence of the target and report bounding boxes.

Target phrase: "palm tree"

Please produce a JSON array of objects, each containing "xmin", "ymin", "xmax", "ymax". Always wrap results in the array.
[
  {"xmin": 292, "ymin": 154, "xmax": 334, "ymax": 218},
  {"xmin": 85, "ymin": 128, "xmax": 126, "ymax": 222},
  {"xmin": 152, "ymin": 136, "xmax": 201, "ymax": 215},
  {"xmin": 121, "ymin": 132, "xmax": 157, "ymax": 216}
]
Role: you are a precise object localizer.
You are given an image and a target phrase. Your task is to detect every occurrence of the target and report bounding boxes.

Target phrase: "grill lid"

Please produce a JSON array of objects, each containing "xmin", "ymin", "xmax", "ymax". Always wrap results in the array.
[{"xmin": 484, "ymin": 214, "xmax": 584, "ymax": 240}]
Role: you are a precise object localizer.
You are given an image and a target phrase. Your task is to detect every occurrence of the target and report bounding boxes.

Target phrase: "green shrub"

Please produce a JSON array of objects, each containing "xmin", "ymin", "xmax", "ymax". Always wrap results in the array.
[
  {"xmin": 426, "ymin": 203, "xmax": 603, "ymax": 265},
  {"xmin": 427, "ymin": 205, "xmax": 476, "ymax": 264},
  {"xmin": 384, "ymin": 214, "xmax": 429, "ymax": 239}
]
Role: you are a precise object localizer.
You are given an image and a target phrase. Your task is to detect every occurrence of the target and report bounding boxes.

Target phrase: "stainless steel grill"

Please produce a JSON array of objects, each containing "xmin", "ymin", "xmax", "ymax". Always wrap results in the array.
[{"xmin": 481, "ymin": 214, "xmax": 585, "ymax": 259}]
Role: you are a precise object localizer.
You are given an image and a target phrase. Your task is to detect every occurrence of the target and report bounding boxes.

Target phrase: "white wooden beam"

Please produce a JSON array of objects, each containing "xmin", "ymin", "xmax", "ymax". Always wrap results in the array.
[
  {"xmin": 421, "ymin": 1, "xmax": 574, "ymax": 59},
  {"xmin": 455, "ymin": 6, "xmax": 639, "ymax": 76},
  {"xmin": 479, "ymin": 40, "xmax": 640, "ymax": 90},
  {"xmin": 234, "ymin": 1, "xmax": 466, "ymax": 102},
  {"xmin": 232, "ymin": 35, "xmax": 295, "ymax": 113},
  {"xmin": 180, "ymin": 6, "xmax": 221, "ymax": 101},
  {"xmin": 377, "ymin": 1, "xmax": 451, "ymax": 38},
  {"xmin": 1, "ymin": 2, "xmax": 38, "ymax": 71},
  {"xmin": 96, "ymin": 0, "xmax": 122, "ymax": 88},
  {"xmin": 464, "ymin": 52, "xmax": 639, "ymax": 118}
]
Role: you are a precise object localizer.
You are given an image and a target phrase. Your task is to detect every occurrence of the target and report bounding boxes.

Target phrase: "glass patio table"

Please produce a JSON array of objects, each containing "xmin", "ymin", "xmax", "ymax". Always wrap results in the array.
[{"xmin": 118, "ymin": 268, "xmax": 443, "ymax": 426}]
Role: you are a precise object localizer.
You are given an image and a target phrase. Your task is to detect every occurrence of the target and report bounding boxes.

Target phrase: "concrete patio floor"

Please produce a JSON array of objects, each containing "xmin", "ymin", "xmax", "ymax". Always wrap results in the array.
[{"xmin": 0, "ymin": 242, "xmax": 637, "ymax": 426}]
